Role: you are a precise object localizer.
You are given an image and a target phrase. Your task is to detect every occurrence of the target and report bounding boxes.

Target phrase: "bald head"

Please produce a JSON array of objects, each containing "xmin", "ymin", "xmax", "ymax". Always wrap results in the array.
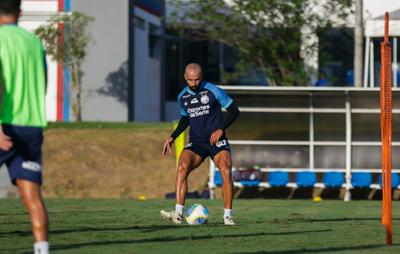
[
  {"xmin": 184, "ymin": 63, "xmax": 203, "ymax": 91},
  {"xmin": 185, "ymin": 63, "xmax": 202, "ymax": 75}
]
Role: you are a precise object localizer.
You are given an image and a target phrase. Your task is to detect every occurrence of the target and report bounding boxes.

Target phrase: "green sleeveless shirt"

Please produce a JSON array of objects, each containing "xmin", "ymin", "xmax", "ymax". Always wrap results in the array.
[{"xmin": 0, "ymin": 25, "xmax": 47, "ymax": 127}]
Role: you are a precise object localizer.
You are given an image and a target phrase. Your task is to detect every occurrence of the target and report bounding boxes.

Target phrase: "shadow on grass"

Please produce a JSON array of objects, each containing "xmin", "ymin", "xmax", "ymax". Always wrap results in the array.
[
  {"xmin": 0, "ymin": 212, "xmax": 27, "ymax": 216},
  {"xmin": 21, "ymin": 229, "xmax": 331, "ymax": 252},
  {"xmin": 0, "ymin": 221, "xmax": 30, "ymax": 226},
  {"xmin": 232, "ymin": 243, "xmax": 400, "ymax": 254},
  {"xmin": 0, "ymin": 223, "xmax": 229, "ymax": 237},
  {"xmin": 294, "ymin": 217, "xmax": 400, "ymax": 223}
]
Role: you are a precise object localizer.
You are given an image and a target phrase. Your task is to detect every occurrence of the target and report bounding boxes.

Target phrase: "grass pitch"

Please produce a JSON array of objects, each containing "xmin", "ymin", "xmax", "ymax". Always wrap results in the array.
[{"xmin": 0, "ymin": 199, "xmax": 399, "ymax": 254}]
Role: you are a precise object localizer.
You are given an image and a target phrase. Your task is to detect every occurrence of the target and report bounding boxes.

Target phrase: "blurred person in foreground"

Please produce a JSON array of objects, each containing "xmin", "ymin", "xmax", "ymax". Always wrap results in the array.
[
  {"xmin": 161, "ymin": 63, "xmax": 240, "ymax": 225},
  {"xmin": 0, "ymin": 0, "xmax": 49, "ymax": 253}
]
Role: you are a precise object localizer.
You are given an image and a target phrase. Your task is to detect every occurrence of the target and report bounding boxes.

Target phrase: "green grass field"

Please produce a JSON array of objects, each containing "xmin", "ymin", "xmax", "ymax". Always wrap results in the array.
[{"xmin": 1, "ymin": 199, "xmax": 399, "ymax": 254}]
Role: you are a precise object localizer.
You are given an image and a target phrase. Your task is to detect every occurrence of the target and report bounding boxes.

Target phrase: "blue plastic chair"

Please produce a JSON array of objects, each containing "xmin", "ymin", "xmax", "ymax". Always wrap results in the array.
[
  {"xmin": 295, "ymin": 171, "xmax": 317, "ymax": 188},
  {"xmin": 378, "ymin": 173, "xmax": 400, "ymax": 188},
  {"xmin": 240, "ymin": 180, "xmax": 261, "ymax": 187},
  {"xmin": 323, "ymin": 172, "xmax": 344, "ymax": 188},
  {"xmin": 268, "ymin": 171, "xmax": 289, "ymax": 187},
  {"xmin": 351, "ymin": 172, "xmax": 372, "ymax": 188},
  {"xmin": 216, "ymin": 169, "xmax": 261, "ymax": 187},
  {"xmin": 214, "ymin": 170, "xmax": 223, "ymax": 187}
]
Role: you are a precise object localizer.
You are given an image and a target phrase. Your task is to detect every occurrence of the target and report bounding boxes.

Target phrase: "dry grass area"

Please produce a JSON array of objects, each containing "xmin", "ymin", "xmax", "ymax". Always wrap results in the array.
[{"xmin": 42, "ymin": 127, "xmax": 209, "ymax": 199}]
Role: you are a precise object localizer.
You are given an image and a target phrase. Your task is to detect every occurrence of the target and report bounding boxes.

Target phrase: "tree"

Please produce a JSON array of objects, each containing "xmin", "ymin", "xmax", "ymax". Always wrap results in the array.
[
  {"xmin": 35, "ymin": 12, "xmax": 94, "ymax": 121},
  {"xmin": 168, "ymin": 0, "xmax": 352, "ymax": 86}
]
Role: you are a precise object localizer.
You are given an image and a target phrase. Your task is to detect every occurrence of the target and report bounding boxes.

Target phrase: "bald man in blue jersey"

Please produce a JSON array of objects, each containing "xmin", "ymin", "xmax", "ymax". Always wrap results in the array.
[{"xmin": 161, "ymin": 63, "xmax": 240, "ymax": 225}]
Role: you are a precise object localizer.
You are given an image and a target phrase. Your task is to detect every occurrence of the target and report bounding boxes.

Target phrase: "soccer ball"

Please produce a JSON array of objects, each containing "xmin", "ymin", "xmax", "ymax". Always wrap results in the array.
[{"xmin": 185, "ymin": 204, "xmax": 209, "ymax": 225}]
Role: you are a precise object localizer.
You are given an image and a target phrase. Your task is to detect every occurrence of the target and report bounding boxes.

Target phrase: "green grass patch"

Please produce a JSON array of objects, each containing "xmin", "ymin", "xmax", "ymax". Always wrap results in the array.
[
  {"xmin": 46, "ymin": 122, "xmax": 172, "ymax": 130},
  {"xmin": 0, "ymin": 199, "xmax": 399, "ymax": 254}
]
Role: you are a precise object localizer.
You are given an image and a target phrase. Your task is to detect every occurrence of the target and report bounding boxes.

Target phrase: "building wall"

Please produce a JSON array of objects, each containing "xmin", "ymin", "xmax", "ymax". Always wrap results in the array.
[
  {"xmin": 20, "ymin": 0, "xmax": 166, "ymax": 123},
  {"xmin": 72, "ymin": 0, "xmax": 129, "ymax": 121},
  {"xmin": 133, "ymin": 7, "xmax": 163, "ymax": 122},
  {"xmin": 72, "ymin": 0, "xmax": 165, "ymax": 122},
  {"xmin": 364, "ymin": 0, "xmax": 400, "ymax": 19}
]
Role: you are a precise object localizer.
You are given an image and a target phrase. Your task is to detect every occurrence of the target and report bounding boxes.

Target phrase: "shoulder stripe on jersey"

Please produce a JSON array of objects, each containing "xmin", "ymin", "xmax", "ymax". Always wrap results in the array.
[
  {"xmin": 204, "ymin": 82, "xmax": 233, "ymax": 109},
  {"xmin": 177, "ymin": 87, "xmax": 188, "ymax": 100},
  {"xmin": 177, "ymin": 87, "xmax": 189, "ymax": 116}
]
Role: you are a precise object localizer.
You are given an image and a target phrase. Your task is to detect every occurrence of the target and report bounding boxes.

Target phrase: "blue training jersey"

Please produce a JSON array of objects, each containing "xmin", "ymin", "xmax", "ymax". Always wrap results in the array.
[{"xmin": 177, "ymin": 81, "xmax": 233, "ymax": 144}]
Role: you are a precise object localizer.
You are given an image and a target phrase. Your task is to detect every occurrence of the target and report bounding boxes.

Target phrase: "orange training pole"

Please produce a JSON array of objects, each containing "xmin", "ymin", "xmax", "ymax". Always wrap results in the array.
[{"xmin": 380, "ymin": 12, "xmax": 393, "ymax": 246}]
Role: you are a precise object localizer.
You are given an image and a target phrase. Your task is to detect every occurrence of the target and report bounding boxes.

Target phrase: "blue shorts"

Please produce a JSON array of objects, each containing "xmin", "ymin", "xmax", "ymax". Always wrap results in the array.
[
  {"xmin": 184, "ymin": 139, "xmax": 230, "ymax": 160},
  {"xmin": 0, "ymin": 124, "xmax": 43, "ymax": 186}
]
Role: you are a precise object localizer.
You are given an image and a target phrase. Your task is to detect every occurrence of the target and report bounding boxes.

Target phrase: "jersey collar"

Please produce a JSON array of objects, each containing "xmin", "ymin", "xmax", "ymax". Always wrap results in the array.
[{"xmin": 186, "ymin": 81, "xmax": 205, "ymax": 95}]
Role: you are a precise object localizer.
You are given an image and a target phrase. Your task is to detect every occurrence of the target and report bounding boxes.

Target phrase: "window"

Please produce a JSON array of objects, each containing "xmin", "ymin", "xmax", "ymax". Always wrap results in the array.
[
  {"xmin": 133, "ymin": 16, "xmax": 145, "ymax": 29},
  {"xmin": 318, "ymin": 28, "xmax": 354, "ymax": 86}
]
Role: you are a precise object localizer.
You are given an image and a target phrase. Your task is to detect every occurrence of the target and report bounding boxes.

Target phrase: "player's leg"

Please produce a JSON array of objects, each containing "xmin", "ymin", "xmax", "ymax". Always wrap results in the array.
[
  {"xmin": 175, "ymin": 149, "xmax": 203, "ymax": 206},
  {"xmin": 5, "ymin": 125, "xmax": 49, "ymax": 253},
  {"xmin": 213, "ymin": 150, "xmax": 235, "ymax": 225},
  {"xmin": 7, "ymin": 159, "xmax": 49, "ymax": 254},
  {"xmin": 213, "ymin": 150, "xmax": 233, "ymax": 209},
  {"xmin": 16, "ymin": 179, "xmax": 48, "ymax": 242},
  {"xmin": 161, "ymin": 146, "xmax": 204, "ymax": 224}
]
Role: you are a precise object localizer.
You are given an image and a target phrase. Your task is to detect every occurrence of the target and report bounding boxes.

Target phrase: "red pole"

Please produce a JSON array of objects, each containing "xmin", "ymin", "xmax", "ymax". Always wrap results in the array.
[{"xmin": 380, "ymin": 12, "xmax": 393, "ymax": 245}]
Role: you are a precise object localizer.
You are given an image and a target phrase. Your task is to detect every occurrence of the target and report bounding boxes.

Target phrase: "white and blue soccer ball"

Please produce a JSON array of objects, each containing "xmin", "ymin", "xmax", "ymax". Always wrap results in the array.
[{"xmin": 185, "ymin": 204, "xmax": 209, "ymax": 225}]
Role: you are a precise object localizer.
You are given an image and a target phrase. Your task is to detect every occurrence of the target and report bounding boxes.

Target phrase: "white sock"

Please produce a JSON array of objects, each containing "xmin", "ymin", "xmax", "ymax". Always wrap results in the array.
[
  {"xmin": 175, "ymin": 204, "xmax": 184, "ymax": 216},
  {"xmin": 224, "ymin": 208, "xmax": 232, "ymax": 218},
  {"xmin": 34, "ymin": 241, "xmax": 49, "ymax": 254}
]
